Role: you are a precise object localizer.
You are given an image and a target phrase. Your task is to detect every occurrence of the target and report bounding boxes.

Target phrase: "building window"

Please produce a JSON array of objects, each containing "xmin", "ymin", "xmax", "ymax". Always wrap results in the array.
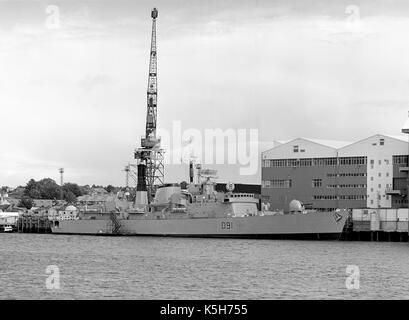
[
  {"xmin": 380, "ymin": 138, "xmax": 384, "ymax": 145},
  {"xmin": 328, "ymin": 184, "xmax": 366, "ymax": 188},
  {"xmin": 393, "ymin": 155, "xmax": 408, "ymax": 165},
  {"xmin": 339, "ymin": 195, "xmax": 368, "ymax": 200},
  {"xmin": 299, "ymin": 158, "xmax": 312, "ymax": 166},
  {"xmin": 312, "ymin": 179, "xmax": 322, "ymax": 188},
  {"xmin": 313, "ymin": 158, "xmax": 338, "ymax": 166},
  {"xmin": 288, "ymin": 159, "xmax": 298, "ymax": 167},
  {"xmin": 265, "ymin": 179, "xmax": 292, "ymax": 188},
  {"xmin": 270, "ymin": 159, "xmax": 287, "ymax": 167},
  {"xmin": 371, "ymin": 177, "xmax": 374, "ymax": 181},
  {"xmin": 339, "ymin": 156, "xmax": 367, "ymax": 165},
  {"xmin": 378, "ymin": 173, "xmax": 381, "ymax": 177},
  {"xmin": 378, "ymin": 184, "xmax": 381, "ymax": 189},
  {"xmin": 313, "ymin": 195, "xmax": 368, "ymax": 200},
  {"xmin": 386, "ymin": 172, "xmax": 389, "ymax": 177},
  {"xmin": 378, "ymin": 160, "xmax": 381, "ymax": 165},
  {"xmin": 371, "ymin": 200, "xmax": 374, "ymax": 205},
  {"xmin": 268, "ymin": 157, "xmax": 369, "ymax": 168},
  {"xmin": 293, "ymin": 146, "xmax": 299, "ymax": 153}
]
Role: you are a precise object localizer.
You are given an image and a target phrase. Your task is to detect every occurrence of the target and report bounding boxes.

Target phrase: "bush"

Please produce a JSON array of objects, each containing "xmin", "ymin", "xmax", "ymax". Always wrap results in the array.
[{"xmin": 18, "ymin": 196, "xmax": 34, "ymax": 209}]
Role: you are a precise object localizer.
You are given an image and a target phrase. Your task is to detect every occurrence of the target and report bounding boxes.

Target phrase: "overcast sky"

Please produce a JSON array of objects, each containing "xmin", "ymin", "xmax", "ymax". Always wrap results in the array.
[{"xmin": 1, "ymin": 0, "xmax": 409, "ymax": 188}]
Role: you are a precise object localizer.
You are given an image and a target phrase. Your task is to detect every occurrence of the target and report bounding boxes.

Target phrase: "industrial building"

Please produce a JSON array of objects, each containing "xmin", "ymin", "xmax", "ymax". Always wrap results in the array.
[{"xmin": 261, "ymin": 134, "xmax": 409, "ymax": 212}]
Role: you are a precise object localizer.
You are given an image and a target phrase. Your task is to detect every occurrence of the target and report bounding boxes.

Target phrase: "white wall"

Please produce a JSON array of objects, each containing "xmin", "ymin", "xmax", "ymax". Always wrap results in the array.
[{"xmin": 339, "ymin": 134, "xmax": 408, "ymax": 208}]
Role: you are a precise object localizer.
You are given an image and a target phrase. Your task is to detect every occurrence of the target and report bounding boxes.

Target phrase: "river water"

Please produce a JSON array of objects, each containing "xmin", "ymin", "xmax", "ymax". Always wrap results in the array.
[{"xmin": 1, "ymin": 233, "xmax": 408, "ymax": 299}]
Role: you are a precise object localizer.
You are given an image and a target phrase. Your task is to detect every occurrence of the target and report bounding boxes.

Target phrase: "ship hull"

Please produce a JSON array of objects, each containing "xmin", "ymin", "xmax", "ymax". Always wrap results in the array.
[{"xmin": 51, "ymin": 211, "xmax": 348, "ymax": 240}]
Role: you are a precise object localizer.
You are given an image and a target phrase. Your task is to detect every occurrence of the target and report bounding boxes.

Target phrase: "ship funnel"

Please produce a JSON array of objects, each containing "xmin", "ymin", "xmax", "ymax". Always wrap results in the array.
[
  {"xmin": 135, "ymin": 190, "xmax": 148, "ymax": 207},
  {"xmin": 189, "ymin": 161, "xmax": 194, "ymax": 183},
  {"xmin": 136, "ymin": 164, "xmax": 147, "ymax": 191},
  {"xmin": 135, "ymin": 163, "xmax": 148, "ymax": 208}
]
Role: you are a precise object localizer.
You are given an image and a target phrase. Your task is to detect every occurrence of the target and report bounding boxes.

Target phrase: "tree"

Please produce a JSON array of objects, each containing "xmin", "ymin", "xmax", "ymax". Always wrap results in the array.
[
  {"xmin": 18, "ymin": 196, "xmax": 34, "ymax": 209},
  {"xmin": 180, "ymin": 181, "xmax": 188, "ymax": 189},
  {"xmin": 105, "ymin": 185, "xmax": 116, "ymax": 193},
  {"xmin": 63, "ymin": 191, "xmax": 76, "ymax": 204},
  {"xmin": 23, "ymin": 178, "xmax": 61, "ymax": 199},
  {"xmin": 24, "ymin": 179, "xmax": 38, "ymax": 198},
  {"xmin": 28, "ymin": 188, "xmax": 41, "ymax": 199},
  {"xmin": 80, "ymin": 185, "xmax": 91, "ymax": 195},
  {"xmin": 63, "ymin": 183, "xmax": 83, "ymax": 197},
  {"xmin": 38, "ymin": 178, "xmax": 61, "ymax": 199}
]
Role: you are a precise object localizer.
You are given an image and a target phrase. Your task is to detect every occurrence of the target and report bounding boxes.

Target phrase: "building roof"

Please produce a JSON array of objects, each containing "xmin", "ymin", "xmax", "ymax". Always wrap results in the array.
[
  {"xmin": 262, "ymin": 137, "xmax": 351, "ymax": 155},
  {"xmin": 383, "ymin": 134, "xmax": 408, "ymax": 143},
  {"xmin": 337, "ymin": 133, "xmax": 408, "ymax": 151},
  {"xmin": 263, "ymin": 134, "xmax": 407, "ymax": 156},
  {"xmin": 303, "ymin": 138, "xmax": 352, "ymax": 149}
]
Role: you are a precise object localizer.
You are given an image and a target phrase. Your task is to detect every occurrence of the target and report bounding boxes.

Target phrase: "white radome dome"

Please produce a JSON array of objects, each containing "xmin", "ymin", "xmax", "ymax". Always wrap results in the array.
[
  {"xmin": 289, "ymin": 199, "xmax": 304, "ymax": 213},
  {"xmin": 65, "ymin": 205, "xmax": 77, "ymax": 211}
]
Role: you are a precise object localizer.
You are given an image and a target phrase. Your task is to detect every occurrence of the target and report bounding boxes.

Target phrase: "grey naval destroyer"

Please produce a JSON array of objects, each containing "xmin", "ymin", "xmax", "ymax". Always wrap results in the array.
[
  {"xmin": 51, "ymin": 8, "xmax": 348, "ymax": 239},
  {"xmin": 51, "ymin": 165, "xmax": 348, "ymax": 240}
]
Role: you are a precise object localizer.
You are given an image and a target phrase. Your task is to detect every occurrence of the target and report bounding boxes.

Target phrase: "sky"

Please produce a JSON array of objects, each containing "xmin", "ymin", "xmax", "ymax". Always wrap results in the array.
[{"xmin": 1, "ymin": 0, "xmax": 409, "ymax": 188}]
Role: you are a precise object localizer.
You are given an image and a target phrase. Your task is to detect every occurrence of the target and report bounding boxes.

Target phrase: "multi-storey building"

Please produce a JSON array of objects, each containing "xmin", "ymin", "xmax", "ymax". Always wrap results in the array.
[{"xmin": 261, "ymin": 134, "xmax": 408, "ymax": 212}]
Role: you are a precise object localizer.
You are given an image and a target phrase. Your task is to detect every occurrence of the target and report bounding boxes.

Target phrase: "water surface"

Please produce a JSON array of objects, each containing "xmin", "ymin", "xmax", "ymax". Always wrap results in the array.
[{"xmin": 1, "ymin": 233, "xmax": 408, "ymax": 299}]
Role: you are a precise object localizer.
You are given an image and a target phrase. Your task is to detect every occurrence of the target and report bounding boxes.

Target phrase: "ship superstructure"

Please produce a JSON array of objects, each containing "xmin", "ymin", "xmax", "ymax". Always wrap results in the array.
[{"xmin": 51, "ymin": 166, "xmax": 348, "ymax": 239}]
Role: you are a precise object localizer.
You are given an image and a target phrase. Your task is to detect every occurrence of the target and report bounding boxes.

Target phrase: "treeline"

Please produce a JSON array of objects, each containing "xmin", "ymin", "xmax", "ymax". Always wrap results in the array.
[
  {"xmin": 18, "ymin": 178, "xmax": 85, "ymax": 209},
  {"xmin": 17, "ymin": 179, "xmax": 124, "ymax": 209},
  {"xmin": 24, "ymin": 178, "xmax": 84, "ymax": 201},
  {"xmin": 16, "ymin": 179, "xmax": 191, "ymax": 210}
]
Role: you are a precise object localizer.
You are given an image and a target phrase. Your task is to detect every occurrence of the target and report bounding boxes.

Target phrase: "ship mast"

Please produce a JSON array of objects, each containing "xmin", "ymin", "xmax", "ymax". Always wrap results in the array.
[{"xmin": 134, "ymin": 8, "xmax": 164, "ymax": 205}]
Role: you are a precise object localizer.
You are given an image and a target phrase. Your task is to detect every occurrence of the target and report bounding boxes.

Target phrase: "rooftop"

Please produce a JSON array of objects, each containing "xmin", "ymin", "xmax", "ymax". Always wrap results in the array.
[{"xmin": 264, "ymin": 134, "xmax": 408, "ymax": 153}]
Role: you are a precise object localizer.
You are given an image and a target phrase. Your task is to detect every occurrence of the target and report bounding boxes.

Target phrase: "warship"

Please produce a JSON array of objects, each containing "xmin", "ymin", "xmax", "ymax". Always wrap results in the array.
[
  {"xmin": 51, "ymin": 167, "xmax": 348, "ymax": 240},
  {"xmin": 51, "ymin": 8, "xmax": 348, "ymax": 239}
]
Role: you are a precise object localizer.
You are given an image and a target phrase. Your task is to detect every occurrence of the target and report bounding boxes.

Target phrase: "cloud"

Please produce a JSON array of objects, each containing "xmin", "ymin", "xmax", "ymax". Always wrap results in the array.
[
  {"xmin": 80, "ymin": 73, "xmax": 116, "ymax": 91},
  {"xmin": 1, "ymin": 0, "xmax": 409, "ymax": 187}
]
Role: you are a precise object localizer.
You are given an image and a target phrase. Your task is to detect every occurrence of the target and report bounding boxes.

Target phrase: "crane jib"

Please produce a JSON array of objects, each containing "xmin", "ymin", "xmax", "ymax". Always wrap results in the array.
[{"xmin": 134, "ymin": 7, "xmax": 164, "ymax": 204}]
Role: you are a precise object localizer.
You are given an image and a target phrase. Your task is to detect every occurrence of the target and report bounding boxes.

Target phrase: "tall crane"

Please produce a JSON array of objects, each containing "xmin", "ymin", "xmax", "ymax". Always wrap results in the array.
[{"xmin": 134, "ymin": 8, "xmax": 164, "ymax": 204}]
